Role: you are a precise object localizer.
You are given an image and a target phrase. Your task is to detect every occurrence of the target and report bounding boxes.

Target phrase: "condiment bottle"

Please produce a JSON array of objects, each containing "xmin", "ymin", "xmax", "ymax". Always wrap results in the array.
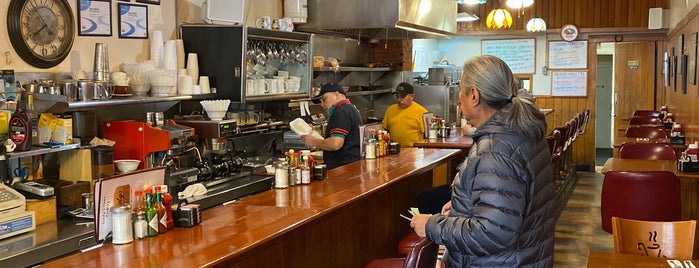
[
  {"xmin": 145, "ymin": 189, "xmax": 158, "ymax": 237},
  {"xmin": 365, "ymin": 137, "xmax": 376, "ymax": 159},
  {"xmin": 154, "ymin": 186, "xmax": 167, "ymax": 234},
  {"xmin": 300, "ymin": 155, "xmax": 311, "ymax": 184},
  {"xmin": 686, "ymin": 142, "xmax": 699, "ymax": 162},
  {"xmin": 671, "ymin": 123, "xmax": 683, "ymax": 137},
  {"xmin": 132, "ymin": 189, "xmax": 145, "ymax": 214},
  {"xmin": 133, "ymin": 211, "xmax": 148, "ymax": 239},
  {"xmin": 274, "ymin": 160, "xmax": 289, "ymax": 188},
  {"xmin": 160, "ymin": 185, "xmax": 174, "ymax": 230},
  {"xmin": 111, "ymin": 205, "xmax": 133, "ymax": 244},
  {"xmin": 9, "ymin": 90, "xmax": 32, "ymax": 151}
]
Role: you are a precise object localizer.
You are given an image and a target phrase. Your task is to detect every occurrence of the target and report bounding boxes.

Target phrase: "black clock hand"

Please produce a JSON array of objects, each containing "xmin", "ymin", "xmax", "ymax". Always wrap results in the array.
[
  {"xmin": 32, "ymin": 24, "xmax": 46, "ymax": 37},
  {"xmin": 33, "ymin": 9, "xmax": 54, "ymax": 36}
]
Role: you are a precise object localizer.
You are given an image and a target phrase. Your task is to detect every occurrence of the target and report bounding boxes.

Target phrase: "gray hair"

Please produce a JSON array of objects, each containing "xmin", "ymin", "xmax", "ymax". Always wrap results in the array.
[{"xmin": 461, "ymin": 55, "xmax": 546, "ymax": 140}]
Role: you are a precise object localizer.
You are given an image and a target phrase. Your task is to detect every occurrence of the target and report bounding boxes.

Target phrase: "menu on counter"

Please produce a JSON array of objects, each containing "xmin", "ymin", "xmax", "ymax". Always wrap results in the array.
[{"xmin": 94, "ymin": 167, "xmax": 165, "ymax": 243}]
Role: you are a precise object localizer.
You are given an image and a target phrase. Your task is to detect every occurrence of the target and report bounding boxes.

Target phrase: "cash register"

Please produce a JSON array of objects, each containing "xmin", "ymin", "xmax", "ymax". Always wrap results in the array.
[{"xmin": 0, "ymin": 184, "xmax": 36, "ymax": 240}]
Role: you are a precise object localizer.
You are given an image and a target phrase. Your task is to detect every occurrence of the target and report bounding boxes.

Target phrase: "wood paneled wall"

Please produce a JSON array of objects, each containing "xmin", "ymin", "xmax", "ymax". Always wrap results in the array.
[
  {"xmin": 664, "ymin": 6, "xmax": 699, "ymax": 143},
  {"xmin": 458, "ymin": 0, "xmax": 669, "ymax": 34}
]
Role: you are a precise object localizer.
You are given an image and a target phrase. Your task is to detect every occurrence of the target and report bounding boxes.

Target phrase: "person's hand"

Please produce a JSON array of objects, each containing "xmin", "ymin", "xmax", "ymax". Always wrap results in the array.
[
  {"xmin": 300, "ymin": 134, "xmax": 319, "ymax": 147},
  {"xmin": 441, "ymin": 201, "xmax": 452, "ymax": 216},
  {"xmin": 410, "ymin": 214, "xmax": 430, "ymax": 238}
]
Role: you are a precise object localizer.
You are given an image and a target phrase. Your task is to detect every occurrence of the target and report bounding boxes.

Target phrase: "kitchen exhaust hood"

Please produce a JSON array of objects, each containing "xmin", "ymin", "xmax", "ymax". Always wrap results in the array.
[{"xmin": 297, "ymin": 0, "xmax": 457, "ymax": 40}]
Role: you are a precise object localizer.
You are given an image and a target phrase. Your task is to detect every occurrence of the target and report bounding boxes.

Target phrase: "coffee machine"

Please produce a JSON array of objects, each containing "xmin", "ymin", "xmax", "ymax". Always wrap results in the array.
[{"xmin": 172, "ymin": 119, "xmax": 274, "ymax": 209}]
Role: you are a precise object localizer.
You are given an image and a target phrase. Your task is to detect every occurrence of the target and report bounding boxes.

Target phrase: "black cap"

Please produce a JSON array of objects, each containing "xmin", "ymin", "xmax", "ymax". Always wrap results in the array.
[
  {"xmin": 311, "ymin": 83, "xmax": 345, "ymax": 104},
  {"xmin": 394, "ymin": 82, "xmax": 414, "ymax": 96}
]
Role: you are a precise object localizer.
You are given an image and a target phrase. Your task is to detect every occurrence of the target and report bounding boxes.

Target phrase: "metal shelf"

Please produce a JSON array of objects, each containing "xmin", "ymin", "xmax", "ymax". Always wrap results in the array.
[
  {"xmin": 33, "ymin": 93, "xmax": 217, "ymax": 113},
  {"xmin": 313, "ymin": 66, "xmax": 396, "ymax": 72},
  {"xmin": 345, "ymin": 88, "xmax": 393, "ymax": 96},
  {"xmin": 8, "ymin": 143, "xmax": 81, "ymax": 159}
]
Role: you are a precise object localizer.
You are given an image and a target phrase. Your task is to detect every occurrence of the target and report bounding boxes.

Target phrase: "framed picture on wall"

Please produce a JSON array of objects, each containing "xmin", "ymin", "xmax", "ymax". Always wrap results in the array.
[
  {"xmin": 678, "ymin": 34, "xmax": 685, "ymax": 75},
  {"xmin": 118, "ymin": 3, "xmax": 148, "ymax": 39},
  {"xmin": 78, "ymin": 0, "xmax": 112, "ymax": 36},
  {"xmin": 690, "ymin": 32, "xmax": 697, "ymax": 86},
  {"xmin": 136, "ymin": 0, "xmax": 159, "ymax": 4}
]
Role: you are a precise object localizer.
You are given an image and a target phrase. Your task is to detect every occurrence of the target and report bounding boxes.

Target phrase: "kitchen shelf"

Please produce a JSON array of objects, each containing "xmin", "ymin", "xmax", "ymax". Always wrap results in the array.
[
  {"xmin": 244, "ymin": 92, "xmax": 309, "ymax": 102},
  {"xmin": 33, "ymin": 93, "xmax": 217, "ymax": 113},
  {"xmin": 313, "ymin": 66, "xmax": 396, "ymax": 72},
  {"xmin": 8, "ymin": 143, "xmax": 81, "ymax": 159},
  {"xmin": 345, "ymin": 88, "xmax": 393, "ymax": 96}
]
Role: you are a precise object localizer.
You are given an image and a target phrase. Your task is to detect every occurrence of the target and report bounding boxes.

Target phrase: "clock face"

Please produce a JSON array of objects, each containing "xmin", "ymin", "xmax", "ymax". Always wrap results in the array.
[
  {"xmin": 560, "ymin": 24, "xmax": 579, "ymax": 42},
  {"xmin": 7, "ymin": 0, "xmax": 75, "ymax": 68}
]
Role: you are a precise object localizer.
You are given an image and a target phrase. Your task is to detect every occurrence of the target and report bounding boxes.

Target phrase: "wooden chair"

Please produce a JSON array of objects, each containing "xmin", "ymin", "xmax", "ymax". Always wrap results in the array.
[
  {"xmin": 611, "ymin": 217, "xmax": 697, "ymax": 259},
  {"xmin": 578, "ymin": 109, "xmax": 590, "ymax": 136},
  {"xmin": 601, "ymin": 171, "xmax": 681, "ymax": 233},
  {"xmin": 618, "ymin": 142, "xmax": 677, "ymax": 160},
  {"xmin": 632, "ymin": 110, "xmax": 663, "ymax": 118},
  {"xmin": 628, "ymin": 116, "xmax": 663, "ymax": 127},
  {"xmin": 624, "ymin": 126, "xmax": 669, "ymax": 139}
]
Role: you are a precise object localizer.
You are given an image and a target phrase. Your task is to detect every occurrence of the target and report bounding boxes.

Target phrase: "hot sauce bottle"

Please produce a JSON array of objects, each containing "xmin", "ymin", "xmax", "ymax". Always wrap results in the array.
[
  {"xmin": 145, "ymin": 189, "xmax": 159, "ymax": 237},
  {"xmin": 154, "ymin": 186, "xmax": 167, "ymax": 234}
]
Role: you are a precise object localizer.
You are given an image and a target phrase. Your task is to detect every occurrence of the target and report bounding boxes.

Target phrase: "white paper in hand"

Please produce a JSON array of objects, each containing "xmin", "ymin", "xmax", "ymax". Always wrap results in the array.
[{"xmin": 290, "ymin": 118, "xmax": 323, "ymax": 139}]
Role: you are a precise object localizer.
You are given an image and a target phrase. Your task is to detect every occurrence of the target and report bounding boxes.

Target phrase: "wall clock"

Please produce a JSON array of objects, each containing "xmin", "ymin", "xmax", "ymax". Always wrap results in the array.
[
  {"xmin": 560, "ymin": 24, "xmax": 579, "ymax": 42},
  {"xmin": 7, "ymin": 0, "xmax": 75, "ymax": 69}
]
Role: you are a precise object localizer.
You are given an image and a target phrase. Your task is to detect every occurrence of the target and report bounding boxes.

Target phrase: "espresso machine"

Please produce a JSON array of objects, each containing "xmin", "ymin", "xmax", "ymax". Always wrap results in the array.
[{"xmin": 173, "ymin": 119, "xmax": 274, "ymax": 209}]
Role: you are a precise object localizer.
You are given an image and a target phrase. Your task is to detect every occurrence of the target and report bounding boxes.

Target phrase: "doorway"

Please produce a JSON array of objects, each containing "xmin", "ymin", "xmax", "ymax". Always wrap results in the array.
[{"xmin": 595, "ymin": 43, "xmax": 614, "ymax": 165}]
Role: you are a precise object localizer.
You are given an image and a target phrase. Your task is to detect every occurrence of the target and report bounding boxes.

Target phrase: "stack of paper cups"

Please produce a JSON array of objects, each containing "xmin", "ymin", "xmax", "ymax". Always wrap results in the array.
[
  {"xmin": 175, "ymin": 39, "xmax": 185, "ymax": 69},
  {"xmin": 187, "ymin": 53, "xmax": 199, "ymax": 85},
  {"xmin": 162, "ymin": 40, "xmax": 178, "ymax": 71},
  {"xmin": 178, "ymin": 75, "xmax": 193, "ymax": 95},
  {"xmin": 199, "ymin": 76, "xmax": 211, "ymax": 94},
  {"xmin": 150, "ymin": 30, "xmax": 163, "ymax": 68}
]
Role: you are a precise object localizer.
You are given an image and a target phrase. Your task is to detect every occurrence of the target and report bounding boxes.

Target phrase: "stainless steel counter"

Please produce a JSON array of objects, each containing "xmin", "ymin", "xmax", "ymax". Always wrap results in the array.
[{"xmin": 0, "ymin": 217, "xmax": 95, "ymax": 267}]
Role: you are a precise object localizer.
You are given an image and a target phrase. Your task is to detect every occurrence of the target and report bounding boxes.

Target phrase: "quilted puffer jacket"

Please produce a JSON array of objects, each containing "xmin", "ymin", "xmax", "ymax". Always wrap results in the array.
[{"xmin": 424, "ymin": 106, "xmax": 555, "ymax": 268}]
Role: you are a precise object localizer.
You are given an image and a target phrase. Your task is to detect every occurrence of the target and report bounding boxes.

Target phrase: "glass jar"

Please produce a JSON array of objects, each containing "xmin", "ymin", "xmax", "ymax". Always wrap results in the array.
[
  {"xmin": 274, "ymin": 161, "xmax": 289, "ymax": 188},
  {"xmin": 111, "ymin": 205, "xmax": 133, "ymax": 244}
]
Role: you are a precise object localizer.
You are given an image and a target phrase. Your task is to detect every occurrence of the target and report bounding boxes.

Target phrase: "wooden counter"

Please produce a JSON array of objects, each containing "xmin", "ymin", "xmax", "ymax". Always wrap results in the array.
[
  {"xmin": 412, "ymin": 128, "xmax": 474, "ymax": 150},
  {"xmin": 41, "ymin": 148, "xmax": 460, "ymax": 268},
  {"xmin": 413, "ymin": 128, "xmax": 472, "ymax": 185},
  {"xmin": 586, "ymin": 251, "xmax": 698, "ymax": 267}
]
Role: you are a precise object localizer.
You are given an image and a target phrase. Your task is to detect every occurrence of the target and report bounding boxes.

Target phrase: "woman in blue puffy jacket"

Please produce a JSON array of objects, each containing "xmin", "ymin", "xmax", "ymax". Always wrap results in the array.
[{"xmin": 411, "ymin": 55, "xmax": 555, "ymax": 267}]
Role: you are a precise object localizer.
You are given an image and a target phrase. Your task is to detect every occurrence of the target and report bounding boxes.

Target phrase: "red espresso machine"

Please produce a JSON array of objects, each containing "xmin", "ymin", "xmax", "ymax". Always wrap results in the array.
[{"xmin": 103, "ymin": 120, "xmax": 194, "ymax": 169}]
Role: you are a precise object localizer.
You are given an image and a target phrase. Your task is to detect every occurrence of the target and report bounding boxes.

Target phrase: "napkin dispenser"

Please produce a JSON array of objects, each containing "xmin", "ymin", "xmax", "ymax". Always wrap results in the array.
[
  {"xmin": 678, "ymin": 160, "xmax": 699, "ymax": 172},
  {"xmin": 173, "ymin": 200, "xmax": 201, "ymax": 227}
]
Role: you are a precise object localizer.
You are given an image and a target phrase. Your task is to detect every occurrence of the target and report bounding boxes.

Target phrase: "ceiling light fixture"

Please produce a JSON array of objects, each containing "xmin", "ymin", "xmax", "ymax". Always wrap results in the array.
[
  {"xmin": 456, "ymin": 12, "xmax": 480, "ymax": 22},
  {"xmin": 505, "ymin": 0, "xmax": 533, "ymax": 8},
  {"xmin": 486, "ymin": 8, "xmax": 513, "ymax": 29},
  {"xmin": 525, "ymin": 17, "xmax": 546, "ymax": 32},
  {"xmin": 456, "ymin": 0, "xmax": 487, "ymax": 4}
]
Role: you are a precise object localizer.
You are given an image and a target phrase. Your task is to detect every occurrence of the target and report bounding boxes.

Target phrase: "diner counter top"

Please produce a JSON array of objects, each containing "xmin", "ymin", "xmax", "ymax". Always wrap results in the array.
[
  {"xmin": 40, "ymin": 148, "xmax": 460, "ymax": 267},
  {"xmin": 413, "ymin": 128, "xmax": 474, "ymax": 149}
]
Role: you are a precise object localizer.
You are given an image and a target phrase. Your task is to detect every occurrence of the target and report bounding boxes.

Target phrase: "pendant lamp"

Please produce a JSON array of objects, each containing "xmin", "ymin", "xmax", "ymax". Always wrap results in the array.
[
  {"xmin": 526, "ymin": 17, "xmax": 546, "ymax": 32},
  {"xmin": 485, "ymin": 8, "xmax": 513, "ymax": 29}
]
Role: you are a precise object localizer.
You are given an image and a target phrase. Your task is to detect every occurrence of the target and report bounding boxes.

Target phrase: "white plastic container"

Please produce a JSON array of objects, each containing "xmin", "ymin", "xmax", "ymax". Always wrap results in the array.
[{"xmin": 290, "ymin": 118, "xmax": 323, "ymax": 139}]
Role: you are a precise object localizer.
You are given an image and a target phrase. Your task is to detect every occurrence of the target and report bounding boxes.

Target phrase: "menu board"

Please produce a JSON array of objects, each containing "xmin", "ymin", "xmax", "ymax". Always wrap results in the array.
[
  {"xmin": 481, "ymin": 39, "xmax": 536, "ymax": 74},
  {"xmin": 548, "ymin": 41, "xmax": 588, "ymax": 69},
  {"xmin": 551, "ymin": 71, "xmax": 587, "ymax": 96}
]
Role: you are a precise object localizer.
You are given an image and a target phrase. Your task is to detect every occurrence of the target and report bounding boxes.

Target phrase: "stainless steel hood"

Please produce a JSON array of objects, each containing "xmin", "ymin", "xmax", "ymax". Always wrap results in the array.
[{"xmin": 297, "ymin": 0, "xmax": 456, "ymax": 40}]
